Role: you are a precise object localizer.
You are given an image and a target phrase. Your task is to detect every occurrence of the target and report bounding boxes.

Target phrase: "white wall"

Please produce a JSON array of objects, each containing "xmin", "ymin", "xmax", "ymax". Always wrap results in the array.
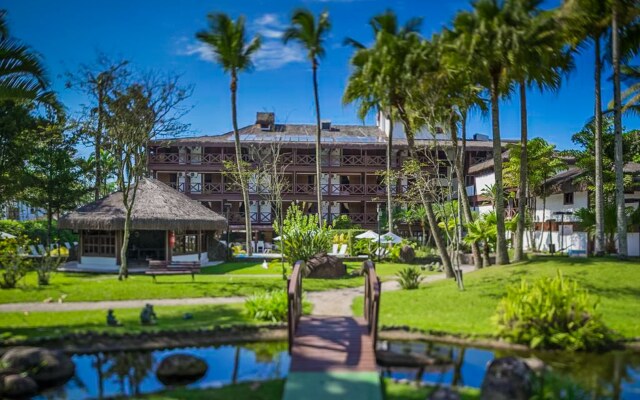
[
  {"xmin": 534, "ymin": 192, "xmax": 588, "ymax": 223},
  {"xmin": 628, "ymin": 233, "xmax": 640, "ymax": 257},
  {"xmin": 474, "ymin": 172, "xmax": 495, "ymax": 215},
  {"xmin": 173, "ymin": 252, "xmax": 208, "ymax": 263}
]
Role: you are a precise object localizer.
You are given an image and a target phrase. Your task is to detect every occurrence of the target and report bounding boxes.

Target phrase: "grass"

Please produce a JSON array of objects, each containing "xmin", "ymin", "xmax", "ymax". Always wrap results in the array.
[
  {"xmin": 353, "ymin": 256, "xmax": 640, "ymax": 339},
  {"xmin": 0, "ymin": 260, "xmax": 424, "ymax": 304},
  {"xmin": 133, "ymin": 379, "xmax": 479, "ymax": 400},
  {"xmin": 0, "ymin": 303, "xmax": 256, "ymax": 342}
]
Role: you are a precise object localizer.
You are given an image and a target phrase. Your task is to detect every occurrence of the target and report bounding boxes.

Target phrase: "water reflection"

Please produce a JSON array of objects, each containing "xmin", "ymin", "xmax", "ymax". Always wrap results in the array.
[
  {"xmin": 35, "ymin": 342, "xmax": 290, "ymax": 400},
  {"xmin": 382, "ymin": 341, "xmax": 640, "ymax": 399}
]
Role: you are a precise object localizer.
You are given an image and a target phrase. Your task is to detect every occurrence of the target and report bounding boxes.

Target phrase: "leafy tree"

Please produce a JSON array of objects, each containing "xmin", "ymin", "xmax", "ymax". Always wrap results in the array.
[
  {"xmin": 22, "ymin": 119, "xmax": 89, "ymax": 246},
  {"xmin": 464, "ymin": 212, "xmax": 497, "ymax": 266},
  {"xmin": 575, "ymin": 204, "xmax": 636, "ymax": 254},
  {"xmin": 0, "ymin": 10, "xmax": 59, "ymax": 111},
  {"xmin": 283, "ymin": 9, "xmax": 331, "ymax": 226},
  {"xmin": 197, "ymin": 13, "xmax": 261, "ymax": 256}
]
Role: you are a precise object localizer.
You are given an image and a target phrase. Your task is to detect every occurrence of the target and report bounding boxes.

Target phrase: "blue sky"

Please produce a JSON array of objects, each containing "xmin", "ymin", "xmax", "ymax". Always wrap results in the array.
[{"xmin": 4, "ymin": 0, "xmax": 639, "ymax": 151}]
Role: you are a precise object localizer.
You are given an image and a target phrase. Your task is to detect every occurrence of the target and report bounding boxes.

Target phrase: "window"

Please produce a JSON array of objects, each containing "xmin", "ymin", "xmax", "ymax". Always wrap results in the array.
[
  {"xmin": 82, "ymin": 230, "xmax": 116, "ymax": 256},
  {"xmin": 564, "ymin": 192, "xmax": 574, "ymax": 205},
  {"xmin": 173, "ymin": 231, "xmax": 200, "ymax": 255}
]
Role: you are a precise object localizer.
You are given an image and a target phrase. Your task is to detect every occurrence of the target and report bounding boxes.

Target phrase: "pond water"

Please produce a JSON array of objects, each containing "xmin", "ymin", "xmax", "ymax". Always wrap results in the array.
[{"xmin": 31, "ymin": 340, "xmax": 640, "ymax": 399}]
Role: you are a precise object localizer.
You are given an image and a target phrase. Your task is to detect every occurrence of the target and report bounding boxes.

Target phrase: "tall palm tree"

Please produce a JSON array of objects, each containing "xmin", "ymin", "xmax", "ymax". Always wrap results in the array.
[
  {"xmin": 561, "ymin": 0, "xmax": 611, "ymax": 256},
  {"xmin": 451, "ymin": 0, "xmax": 513, "ymax": 265},
  {"xmin": 197, "ymin": 13, "xmax": 261, "ymax": 256},
  {"xmin": 0, "ymin": 10, "xmax": 58, "ymax": 110},
  {"xmin": 283, "ymin": 9, "xmax": 331, "ymax": 226},
  {"xmin": 620, "ymin": 64, "xmax": 640, "ymax": 114},
  {"xmin": 506, "ymin": 1, "xmax": 571, "ymax": 262}
]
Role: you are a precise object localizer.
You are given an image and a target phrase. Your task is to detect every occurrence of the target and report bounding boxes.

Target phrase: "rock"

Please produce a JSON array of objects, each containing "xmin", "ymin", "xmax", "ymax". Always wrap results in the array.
[
  {"xmin": 480, "ymin": 357, "xmax": 534, "ymax": 400},
  {"xmin": 1, "ymin": 346, "xmax": 75, "ymax": 386},
  {"xmin": 156, "ymin": 354, "xmax": 207, "ymax": 385},
  {"xmin": 428, "ymin": 387, "xmax": 461, "ymax": 400},
  {"xmin": 2, "ymin": 374, "xmax": 38, "ymax": 398},
  {"xmin": 399, "ymin": 245, "xmax": 416, "ymax": 263},
  {"xmin": 305, "ymin": 252, "xmax": 346, "ymax": 278}
]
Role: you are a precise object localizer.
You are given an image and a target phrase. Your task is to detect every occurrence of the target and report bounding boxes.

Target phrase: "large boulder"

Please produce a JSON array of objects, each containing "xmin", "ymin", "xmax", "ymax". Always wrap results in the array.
[
  {"xmin": 305, "ymin": 253, "xmax": 346, "ymax": 278},
  {"xmin": 2, "ymin": 374, "xmax": 38, "ymax": 398},
  {"xmin": 1, "ymin": 346, "xmax": 75, "ymax": 386},
  {"xmin": 156, "ymin": 354, "xmax": 208, "ymax": 385},
  {"xmin": 399, "ymin": 245, "xmax": 416, "ymax": 263},
  {"xmin": 480, "ymin": 357, "xmax": 534, "ymax": 400}
]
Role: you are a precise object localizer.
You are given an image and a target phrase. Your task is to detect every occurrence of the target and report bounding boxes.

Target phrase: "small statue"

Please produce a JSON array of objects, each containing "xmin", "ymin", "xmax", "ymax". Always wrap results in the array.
[
  {"xmin": 140, "ymin": 304, "xmax": 157, "ymax": 325},
  {"xmin": 183, "ymin": 313, "xmax": 193, "ymax": 320},
  {"xmin": 107, "ymin": 309, "xmax": 122, "ymax": 326}
]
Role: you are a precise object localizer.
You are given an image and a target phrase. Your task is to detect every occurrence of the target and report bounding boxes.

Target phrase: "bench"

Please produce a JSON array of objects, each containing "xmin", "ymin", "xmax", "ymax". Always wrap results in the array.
[{"xmin": 146, "ymin": 260, "xmax": 202, "ymax": 282}]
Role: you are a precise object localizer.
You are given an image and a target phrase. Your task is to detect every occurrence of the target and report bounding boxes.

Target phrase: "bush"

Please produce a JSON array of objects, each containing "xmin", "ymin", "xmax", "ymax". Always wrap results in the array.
[
  {"xmin": 0, "ymin": 237, "xmax": 32, "ymax": 289},
  {"xmin": 244, "ymin": 290, "xmax": 311, "ymax": 322},
  {"xmin": 0, "ymin": 219, "xmax": 77, "ymax": 245},
  {"xmin": 494, "ymin": 271, "xmax": 614, "ymax": 351},
  {"xmin": 34, "ymin": 252, "xmax": 66, "ymax": 286},
  {"xmin": 396, "ymin": 266, "xmax": 423, "ymax": 290},
  {"xmin": 274, "ymin": 203, "xmax": 333, "ymax": 264}
]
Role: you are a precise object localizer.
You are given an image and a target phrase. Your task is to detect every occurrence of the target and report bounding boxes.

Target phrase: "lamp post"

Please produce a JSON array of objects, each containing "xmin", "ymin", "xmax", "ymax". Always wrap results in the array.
[
  {"xmin": 377, "ymin": 203, "xmax": 381, "ymax": 262},
  {"xmin": 224, "ymin": 203, "xmax": 232, "ymax": 261}
]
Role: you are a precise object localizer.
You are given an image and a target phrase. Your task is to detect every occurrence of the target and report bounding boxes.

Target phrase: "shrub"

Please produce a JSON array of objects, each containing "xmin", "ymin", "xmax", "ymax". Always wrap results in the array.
[
  {"xmin": 34, "ymin": 252, "xmax": 66, "ymax": 286},
  {"xmin": 274, "ymin": 203, "xmax": 332, "ymax": 264},
  {"xmin": 494, "ymin": 271, "xmax": 614, "ymax": 351},
  {"xmin": 396, "ymin": 266, "xmax": 423, "ymax": 290},
  {"xmin": 0, "ymin": 219, "xmax": 77, "ymax": 244},
  {"xmin": 244, "ymin": 290, "xmax": 311, "ymax": 322},
  {"xmin": 0, "ymin": 237, "xmax": 32, "ymax": 289}
]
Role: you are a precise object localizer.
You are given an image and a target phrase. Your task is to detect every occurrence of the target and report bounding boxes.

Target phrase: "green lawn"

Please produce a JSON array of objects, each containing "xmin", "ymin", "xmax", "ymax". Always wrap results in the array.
[
  {"xmin": 0, "ymin": 260, "xmax": 421, "ymax": 304},
  {"xmin": 354, "ymin": 256, "xmax": 640, "ymax": 338},
  {"xmin": 0, "ymin": 303, "xmax": 257, "ymax": 342},
  {"xmin": 134, "ymin": 379, "xmax": 479, "ymax": 400}
]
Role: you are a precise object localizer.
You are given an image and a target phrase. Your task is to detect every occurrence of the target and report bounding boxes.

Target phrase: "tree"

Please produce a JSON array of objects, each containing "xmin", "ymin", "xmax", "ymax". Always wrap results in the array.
[
  {"xmin": 66, "ymin": 55, "xmax": 130, "ymax": 201},
  {"xmin": 0, "ymin": 11, "xmax": 58, "ymax": 111},
  {"xmin": 561, "ymin": 0, "xmax": 611, "ymax": 256},
  {"xmin": 105, "ymin": 75, "xmax": 191, "ymax": 280},
  {"xmin": 506, "ymin": 0, "xmax": 571, "ymax": 262},
  {"xmin": 451, "ymin": 0, "xmax": 515, "ymax": 265},
  {"xmin": 620, "ymin": 64, "xmax": 640, "ymax": 115},
  {"xmin": 197, "ymin": 13, "xmax": 261, "ymax": 256},
  {"xmin": 283, "ymin": 9, "xmax": 331, "ymax": 226},
  {"xmin": 22, "ymin": 119, "xmax": 89, "ymax": 246}
]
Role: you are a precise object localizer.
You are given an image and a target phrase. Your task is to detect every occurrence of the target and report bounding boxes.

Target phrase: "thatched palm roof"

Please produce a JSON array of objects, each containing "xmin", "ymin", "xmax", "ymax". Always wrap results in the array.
[{"xmin": 59, "ymin": 178, "xmax": 226, "ymax": 231}]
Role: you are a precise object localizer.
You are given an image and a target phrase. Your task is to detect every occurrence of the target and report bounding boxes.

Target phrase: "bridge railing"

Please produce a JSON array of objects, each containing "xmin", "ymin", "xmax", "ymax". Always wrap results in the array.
[
  {"xmin": 287, "ymin": 260, "xmax": 304, "ymax": 354},
  {"xmin": 362, "ymin": 260, "xmax": 381, "ymax": 346}
]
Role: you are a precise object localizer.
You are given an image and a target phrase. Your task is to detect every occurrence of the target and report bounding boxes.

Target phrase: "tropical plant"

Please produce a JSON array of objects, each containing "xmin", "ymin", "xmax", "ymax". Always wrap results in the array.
[
  {"xmin": 464, "ymin": 212, "xmax": 498, "ymax": 266},
  {"xmin": 0, "ymin": 11, "xmax": 58, "ymax": 110},
  {"xmin": 244, "ymin": 290, "xmax": 309, "ymax": 322},
  {"xmin": 494, "ymin": 271, "xmax": 614, "ymax": 350},
  {"xmin": 273, "ymin": 202, "xmax": 332, "ymax": 266},
  {"xmin": 575, "ymin": 204, "xmax": 635, "ymax": 254},
  {"xmin": 197, "ymin": 13, "xmax": 262, "ymax": 256},
  {"xmin": 283, "ymin": 9, "xmax": 330, "ymax": 226},
  {"xmin": 0, "ymin": 236, "xmax": 31, "ymax": 289},
  {"xmin": 33, "ymin": 250, "xmax": 66, "ymax": 286},
  {"xmin": 620, "ymin": 65, "xmax": 640, "ymax": 115},
  {"xmin": 396, "ymin": 266, "xmax": 423, "ymax": 290}
]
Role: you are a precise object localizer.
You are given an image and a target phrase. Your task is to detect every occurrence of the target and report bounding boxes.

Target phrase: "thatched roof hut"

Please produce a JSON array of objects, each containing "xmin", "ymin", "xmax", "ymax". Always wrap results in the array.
[{"xmin": 59, "ymin": 178, "xmax": 226, "ymax": 231}]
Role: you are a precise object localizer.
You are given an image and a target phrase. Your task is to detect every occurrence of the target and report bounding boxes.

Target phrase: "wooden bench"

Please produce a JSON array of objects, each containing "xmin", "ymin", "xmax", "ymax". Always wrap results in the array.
[{"xmin": 146, "ymin": 260, "xmax": 202, "ymax": 282}]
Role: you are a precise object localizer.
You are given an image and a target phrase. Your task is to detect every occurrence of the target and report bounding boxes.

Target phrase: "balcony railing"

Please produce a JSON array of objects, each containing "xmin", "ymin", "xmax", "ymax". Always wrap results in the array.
[{"xmin": 228, "ymin": 212, "xmax": 273, "ymax": 224}]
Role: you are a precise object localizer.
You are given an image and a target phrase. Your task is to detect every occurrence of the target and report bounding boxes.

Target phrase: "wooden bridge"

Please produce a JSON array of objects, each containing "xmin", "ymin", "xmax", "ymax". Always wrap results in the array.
[{"xmin": 282, "ymin": 260, "xmax": 382, "ymax": 400}]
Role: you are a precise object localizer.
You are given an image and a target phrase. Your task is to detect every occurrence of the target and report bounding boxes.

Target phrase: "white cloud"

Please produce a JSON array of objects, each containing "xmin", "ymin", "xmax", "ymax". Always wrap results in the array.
[{"xmin": 254, "ymin": 41, "xmax": 306, "ymax": 71}]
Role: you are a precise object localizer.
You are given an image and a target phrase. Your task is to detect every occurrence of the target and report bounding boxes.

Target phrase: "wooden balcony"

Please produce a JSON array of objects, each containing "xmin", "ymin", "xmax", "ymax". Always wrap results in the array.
[{"xmin": 228, "ymin": 212, "xmax": 273, "ymax": 224}]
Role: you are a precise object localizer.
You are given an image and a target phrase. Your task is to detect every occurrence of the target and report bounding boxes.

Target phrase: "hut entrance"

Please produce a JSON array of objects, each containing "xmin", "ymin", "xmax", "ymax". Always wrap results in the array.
[{"xmin": 127, "ymin": 230, "xmax": 166, "ymax": 266}]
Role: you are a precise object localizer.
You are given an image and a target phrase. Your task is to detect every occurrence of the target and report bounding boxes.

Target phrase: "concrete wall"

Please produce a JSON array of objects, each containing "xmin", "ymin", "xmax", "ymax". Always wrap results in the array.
[
  {"xmin": 173, "ymin": 252, "xmax": 208, "ymax": 263},
  {"xmin": 79, "ymin": 256, "xmax": 117, "ymax": 270},
  {"xmin": 533, "ymin": 192, "xmax": 588, "ymax": 223}
]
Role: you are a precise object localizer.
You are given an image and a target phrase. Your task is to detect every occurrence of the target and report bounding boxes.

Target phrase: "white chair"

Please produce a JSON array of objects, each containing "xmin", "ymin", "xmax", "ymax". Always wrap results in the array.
[
  {"xmin": 64, "ymin": 242, "xmax": 72, "ymax": 249},
  {"xmin": 375, "ymin": 247, "xmax": 389, "ymax": 258},
  {"xmin": 29, "ymin": 245, "xmax": 40, "ymax": 256},
  {"xmin": 329, "ymin": 244, "xmax": 339, "ymax": 255},
  {"xmin": 337, "ymin": 244, "xmax": 348, "ymax": 257},
  {"xmin": 37, "ymin": 244, "xmax": 46, "ymax": 255},
  {"xmin": 257, "ymin": 241, "xmax": 265, "ymax": 253}
]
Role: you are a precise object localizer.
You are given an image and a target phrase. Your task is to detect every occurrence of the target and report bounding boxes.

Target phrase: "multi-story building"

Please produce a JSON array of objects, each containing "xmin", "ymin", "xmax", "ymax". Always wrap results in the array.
[{"xmin": 148, "ymin": 112, "xmax": 507, "ymax": 244}]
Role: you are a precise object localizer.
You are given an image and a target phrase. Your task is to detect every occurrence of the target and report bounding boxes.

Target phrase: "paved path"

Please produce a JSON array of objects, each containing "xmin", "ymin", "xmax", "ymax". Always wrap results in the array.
[{"xmin": 306, "ymin": 265, "xmax": 476, "ymax": 317}]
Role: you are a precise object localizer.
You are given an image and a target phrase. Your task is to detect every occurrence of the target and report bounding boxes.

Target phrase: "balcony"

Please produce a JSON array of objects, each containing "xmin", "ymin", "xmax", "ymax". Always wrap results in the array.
[
  {"xmin": 228, "ymin": 212, "xmax": 273, "ymax": 224},
  {"xmin": 323, "ymin": 213, "xmax": 378, "ymax": 225}
]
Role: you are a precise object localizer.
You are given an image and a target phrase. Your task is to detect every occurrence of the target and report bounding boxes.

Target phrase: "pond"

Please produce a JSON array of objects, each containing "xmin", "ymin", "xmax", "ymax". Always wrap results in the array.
[{"xmin": 29, "ymin": 340, "xmax": 640, "ymax": 399}]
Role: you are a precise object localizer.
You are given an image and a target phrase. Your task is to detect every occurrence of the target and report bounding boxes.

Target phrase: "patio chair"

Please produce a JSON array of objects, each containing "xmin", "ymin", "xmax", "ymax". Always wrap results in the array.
[
  {"xmin": 64, "ymin": 242, "xmax": 72, "ymax": 249},
  {"xmin": 257, "ymin": 241, "xmax": 265, "ymax": 253},
  {"xmin": 374, "ymin": 247, "xmax": 389, "ymax": 258},
  {"xmin": 29, "ymin": 245, "xmax": 40, "ymax": 256},
  {"xmin": 37, "ymin": 244, "xmax": 46, "ymax": 255},
  {"xmin": 329, "ymin": 243, "xmax": 339, "ymax": 255},
  {"xmin": 337, "ymin": 244, "xmax": 348, "ymax": 257}
]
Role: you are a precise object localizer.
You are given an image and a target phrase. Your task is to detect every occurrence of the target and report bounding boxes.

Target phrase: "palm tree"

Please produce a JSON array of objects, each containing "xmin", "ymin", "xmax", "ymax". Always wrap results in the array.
[
  {"xmin": 451, "ymin": 0, "xmax": 513, "ymax": 265},
  {"xmin": 506, "ymin": 1, "xmax": 572, "ymax": 262},
  {"xmin": 561, "ymin": 0, "xmax": 611, "ymax": 256},
  {"xmin": 197, "ymin": 13, "xmax": 261, "ymax": 256},
  {"xmin": 0, "ymin": 11, "xmax": 58, "ymax": 110},
  {"xmin": 283, "ymin": 9, "xmax": 331, "ymax": 226},
  {"xmin": 620, "ymin": 65, "xmax": 640, "ymax": 114}
]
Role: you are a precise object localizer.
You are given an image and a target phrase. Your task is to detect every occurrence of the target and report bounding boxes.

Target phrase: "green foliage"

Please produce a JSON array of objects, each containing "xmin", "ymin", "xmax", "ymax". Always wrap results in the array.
[
  {"xmin": 575, "ymin": 204, "xmax": 637, "ymax": 253},
  {"xmin": 494, "ymin": 271, "xmax": 614, "ymax": 351},
  {"xmin": 274, "ymin": 203, "xmax": 332, "ymax": 265},
  {"xmin": 0, "ymin": 219, "xmax": 76, "ymax": 244},
  {"xmin": 395, "ymin": 266, "xmax": 423, "ymax": 290},
  {"xmin": 331, "ymin": 214, "xmax": 360, "ymax": 229},
  {"xmin": 0, "ymin": 237, "xmax": 31, "ymax": 289},
  {"xmin": 503, "ymin": 137, "xmax": 566, "ymax": 196},
  {"xmin": 244, "ymin": 290, "xmax": 310, "ymax": 322},
  {"xmin": 33, "ymin": 252, "xmax": 66, "ymax": 286}
]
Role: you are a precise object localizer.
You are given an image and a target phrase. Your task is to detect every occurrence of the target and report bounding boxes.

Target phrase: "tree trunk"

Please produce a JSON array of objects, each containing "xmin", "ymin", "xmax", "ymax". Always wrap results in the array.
[
  {"xmin": 490, "ymin": 73, "xmax": 510, "ymax": 265},
  {"xmin": 540, "ymin": 194, "xmax": 547, "ymax": 251},
  {"xmin": 612, "ymin": 3, "xmax": 627, "ymax": 258},
  {"xmin": 231, "ymin": 72, "xmax": 252, "ymax": 256},
  {"xmin": 118, "ymin": 207, "xmax": 131, "ymax": 280},
  {"xmin": 514, "ymin": 80, "xmax": 528, "ymax": 262},
  {"xmin": 231, "ymin": 346, "xmax": 240, "ymax": 384},
  {"xmin": 95, "ymin": 80, "xmax": 105, "ymax": 201},
  {"xmin": 455, "ymin": 112, "xmax": 482, "ymax": 269},
  {"xmin": 594, "ymin": 35, "xmax": 606, "ymax": 256},
  {"xmin": 386, "ymin": 115, "xmax": 394, "ymax": 233},
  {"xmin": 46, "ymin": 207, "xmax": 52, "ymax": 249},
  {"xmin": 312, "ymin": 63, "xmax": 323, "ymax": 227}
]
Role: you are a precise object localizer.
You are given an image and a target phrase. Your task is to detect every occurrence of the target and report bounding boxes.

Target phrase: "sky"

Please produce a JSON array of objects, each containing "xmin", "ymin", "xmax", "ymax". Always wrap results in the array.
[{"xmin": 4, "ymin": 0, "xmax": 640, "ymax": 151}]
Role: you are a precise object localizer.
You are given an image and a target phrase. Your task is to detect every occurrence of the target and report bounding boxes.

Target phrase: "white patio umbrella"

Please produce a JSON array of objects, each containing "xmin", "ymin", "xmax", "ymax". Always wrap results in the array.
[
  {"xmin": 273, "ymin": 235, "xmax": 282, "ymax": 241},
  {"xmin": 375, "ymin": 231, "xmax": 402, "ymax": 244},
  {"xmin": 355, "ymin": 230, "xmax": 379, "ymax": 240},
  {"xmin": 0, "ymin": 231, "xmax": 16, "ymax": 239}
]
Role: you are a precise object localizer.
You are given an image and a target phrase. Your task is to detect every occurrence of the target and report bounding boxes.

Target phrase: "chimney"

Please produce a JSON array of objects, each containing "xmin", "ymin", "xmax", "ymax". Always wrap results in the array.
[
  {"xmin": 321, "ymin": 120, "xmax": 332, "ymax": 131},
  {"xmin": 256, "ymin": 112, "xmax": 275, "ymax": 131}
]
